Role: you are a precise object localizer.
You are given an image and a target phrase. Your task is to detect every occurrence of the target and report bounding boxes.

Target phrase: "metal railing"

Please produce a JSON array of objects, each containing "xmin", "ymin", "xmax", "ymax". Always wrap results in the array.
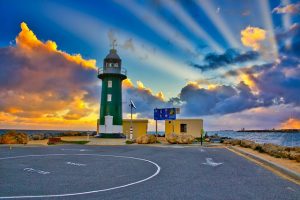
[{"xmin": 98, "ymin": 67, "xmax": 127, "ymax": 76}]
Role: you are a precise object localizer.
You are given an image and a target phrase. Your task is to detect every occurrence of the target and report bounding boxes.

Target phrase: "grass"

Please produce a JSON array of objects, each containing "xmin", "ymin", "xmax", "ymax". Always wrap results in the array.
[
  {"xmin": 125, "ymin": 140, "xmax": 134, "ymax": 144},
  {"xmin": 60, "ymin": 140, "xmax": 90, "ymax": 145}
]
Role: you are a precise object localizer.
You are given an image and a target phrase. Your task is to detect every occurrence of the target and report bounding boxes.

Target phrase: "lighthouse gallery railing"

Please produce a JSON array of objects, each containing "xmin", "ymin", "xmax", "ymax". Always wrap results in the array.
[{"xmin": 98, "ymin": 67, "xmax": 127, "ymax": 76}]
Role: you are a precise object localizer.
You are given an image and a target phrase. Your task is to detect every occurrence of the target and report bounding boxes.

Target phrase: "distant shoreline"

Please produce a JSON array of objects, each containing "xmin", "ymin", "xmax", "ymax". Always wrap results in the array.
[{"xmin": 237, "ymin": 129, "xmax": 300, "ymax": 133}]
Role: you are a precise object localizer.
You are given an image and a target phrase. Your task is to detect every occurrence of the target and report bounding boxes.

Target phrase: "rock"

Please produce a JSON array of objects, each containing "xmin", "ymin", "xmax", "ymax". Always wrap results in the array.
[
  {"xmin": 166, "ymin": 133, "xmax": 194, "ymax": 144},
  {"xmin": 277, "ymin": 150, "xmax": 290, "ymax": 159},
  {"xmin": 222, "ymin": 139, "xmax": 231, "ymax": 145},
  {"xmin": 262, "ymin": 143, "xmax": 284, "ymax": 155},
  {"xmin": 31, "ymin": 134, "xmax": 45, "ymax": 140},
  {"xmin": 240, "ymin": 140, "xmax": 255, "ymax": 148},
  {"xmin": 136, "ymin": 134, "xmax": 157, "ymax": 144},
  {"xmin": 261, "ymin": 143, "xmax": 289, "ymax": 158},
  {"xmin": 223, "ymin": 139, "xmax": 241, "ymax": 146},
  {"xmin": 205, "ymin": 138, "xmax": 210, "ymax": 142},
  {"xmin": 0, "ymin": 131, "xmax": 28, "ymax": 144},
  {"xmin": 166, "ymin": 133, "xmax": 178, "ymax": 144},
  {"xmin": 289, "ymin": 151, "xmax": 300, "ymax": 162},
  {"xmin": 62, "ymin": 131, "xmax": 81, "ymax": 136},
  {"xmin": 177, "ymin": 134, "xmax": 194, "ymax": 144},
  {"xmin": 293, "ymin": 147, "xmax": 300, "ymax": 153}
]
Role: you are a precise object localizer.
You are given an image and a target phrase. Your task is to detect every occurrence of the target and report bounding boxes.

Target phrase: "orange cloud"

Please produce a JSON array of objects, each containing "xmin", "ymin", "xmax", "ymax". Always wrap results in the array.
[
  {"xmin": 273, "ymin": 3, "xmax": 300, "ymax": 14},
  {"xmin": 241, "ymin": 26, "xmax": 266, "ymax": 51},
  {"xmin": 16, "ymin": 22, "xmax": 97, "ymax": 70},
  {"xmin": 0, "ymin": 22, "xmax": 99, "ymax": 130},
  {"xmin": 156, "ymin": 91, "xmax": 165, "ymax": 101},
  {"xmin": 123, "ymin": 79, "xmax": 134, "ymax": 88},
  {"xmin": 239, "ymin": 73, "xmax": 259, "ymax": 94},
  {"xmin": 135, "ymin": 80, "xmax": 165, "ymax": 100},
  {"xmin": 280, "ymin": 118, "xmax": 300, "ymax": 129}
]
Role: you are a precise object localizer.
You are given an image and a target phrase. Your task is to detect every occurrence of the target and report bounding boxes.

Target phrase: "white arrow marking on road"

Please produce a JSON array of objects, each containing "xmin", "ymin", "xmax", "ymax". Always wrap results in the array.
[
  {"xmin": 61, "ymin": 149, "xmax": 90, "ymax": 152},
  {"xmin": 24, "ymin": 168, "xmax": 50, "ymax": 175},
  {"xmin": 66, "ymin": 161, "xmax": 86, "ymax": 166},
  {"xmin": 202, "ymin": 158, "xmax": 223, "ymax": 167},
  {"xmin": 199, "ymin": 148, "xmax": 205, "ymax": 152}
]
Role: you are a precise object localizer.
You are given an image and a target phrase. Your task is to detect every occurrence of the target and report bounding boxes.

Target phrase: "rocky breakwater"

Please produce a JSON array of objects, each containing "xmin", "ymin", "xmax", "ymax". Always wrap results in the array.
[
  {"xmin": 223, "ymin": 139, "xmax": 300, "ymax": 162},
  {"xmin": 136, "ymin": 134, "xmax": 157, "ymax": 144},
  {"xmin": 0, "ymin": 131, "xmax": 28, "ymax": 144},
  {"xmin": 166, "ymin": 133, "xmax": 194, "ymax": 144}
]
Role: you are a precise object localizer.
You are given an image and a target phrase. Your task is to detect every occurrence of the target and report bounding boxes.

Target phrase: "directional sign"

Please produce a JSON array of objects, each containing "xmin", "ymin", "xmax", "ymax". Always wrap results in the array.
[{"xmin": 154, "ymin": 108, "xmax": 176, "ymax": 120}]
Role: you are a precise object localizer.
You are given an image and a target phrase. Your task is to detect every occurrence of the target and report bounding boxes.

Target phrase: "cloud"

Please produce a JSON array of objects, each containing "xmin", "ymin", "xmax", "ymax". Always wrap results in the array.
[
  {"xmin": 175, "ymin": 48, "xmax": 300, "ymax": 125},
  {"xmin": 189, "ymin": 49, "xmax": 259, "ymax": 71},
  {"xmin": 241, "ymin": 26, "xmax": 266, "ymax": 51},
  {"xmin": 0, "ymin": 22, "xmax": 99, "ymax": 130},
  {"xmin": 276, "ymin": 23, "xmax": 300, "ymax": 41},
  {"xmin": 272, "ymin": 2, "xmax": 300, "ymax": 14},
  {"xmin": 204, "ymin": 104, "xmax": 300, "ymax": 130},
  {"xmin": 123, "ymin": 80, "xmax": 168, "ymax": 118},
  {"xmin": 17, "ymin": 22, "xmax": 97, "ymax": 70},
  {"xmin": 0, "ymin": 22, "xmax": 170, "ymax": 129},
  {"xmin": 176, "ymin": 81, "xmax": 260, "ymax": 116},
  {"xmin": 280, "ymin": 118, "xmax": 300, "ymax": 129}
]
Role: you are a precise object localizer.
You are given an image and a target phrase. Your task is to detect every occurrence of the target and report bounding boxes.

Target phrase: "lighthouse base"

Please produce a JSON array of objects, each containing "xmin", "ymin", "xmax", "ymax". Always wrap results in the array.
[{"xmin": 97, "ymin": 124, "xmax": 124, "ymax": 138}]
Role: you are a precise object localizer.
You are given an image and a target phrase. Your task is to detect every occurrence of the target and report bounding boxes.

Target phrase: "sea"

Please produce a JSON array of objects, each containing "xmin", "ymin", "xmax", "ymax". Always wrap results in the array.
[
  {"xmin": 1, "ymin": 129, "xmax": 300, "ymax": 147},
  {"xmin": 148, "ymin": 130, "xmax": 300, "ymax": 147}
]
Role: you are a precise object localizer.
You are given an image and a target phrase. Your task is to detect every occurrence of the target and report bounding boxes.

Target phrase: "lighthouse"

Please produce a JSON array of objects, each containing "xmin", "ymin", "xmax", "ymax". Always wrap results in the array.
[{"xmin": 97, "ymin": 46, "xmax": 127, "ymax": 138}]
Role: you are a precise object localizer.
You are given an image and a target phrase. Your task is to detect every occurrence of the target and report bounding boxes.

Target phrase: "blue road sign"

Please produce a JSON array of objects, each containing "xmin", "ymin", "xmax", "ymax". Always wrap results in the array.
[{"xmin": 154, "ymin": 108, "xmax": 176, "ymax": 120}]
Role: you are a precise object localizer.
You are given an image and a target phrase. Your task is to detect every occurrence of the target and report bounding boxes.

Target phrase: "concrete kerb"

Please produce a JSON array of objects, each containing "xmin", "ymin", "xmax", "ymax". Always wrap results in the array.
[{"xmin": 228, "ymin": 146, "xmax": 300, "ymax": 182}]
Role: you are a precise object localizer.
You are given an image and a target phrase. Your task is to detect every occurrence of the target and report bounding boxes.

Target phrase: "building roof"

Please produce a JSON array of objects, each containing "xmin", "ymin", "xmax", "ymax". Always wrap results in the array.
[
  {"xmin": 166, "ymin": 118, "xmax": 203, "ymax": 121},
  {"xmin": 105, "ymin": 49, "xmax": 120, "ymax": 60}
]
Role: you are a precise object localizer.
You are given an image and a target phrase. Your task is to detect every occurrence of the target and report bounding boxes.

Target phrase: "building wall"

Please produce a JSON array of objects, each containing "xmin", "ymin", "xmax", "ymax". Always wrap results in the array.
[
  {"xmin": 165, "ymin": 119, "xmax": 203, "ymax": 138},
  {"xmin": 123, "ymin": 119, "xmax": 148, "ymax": 139}
]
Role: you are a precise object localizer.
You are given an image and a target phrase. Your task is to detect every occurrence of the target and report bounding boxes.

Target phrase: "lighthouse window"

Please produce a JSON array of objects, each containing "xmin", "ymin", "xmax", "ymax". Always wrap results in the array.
[
  {"xmin": 106, "ymin": 63, "xmax": 113, "ymax": 68},
  {"xmin": 108, "ymin": 80, "xmax": 112, "ymax": 88},
  {"xmin": 107, "ymin": 94, "xmax": 112, "ymax": 102},
  {"xmin": 113, "ymin": 63, "xmax": 118, "ymax": 67}
]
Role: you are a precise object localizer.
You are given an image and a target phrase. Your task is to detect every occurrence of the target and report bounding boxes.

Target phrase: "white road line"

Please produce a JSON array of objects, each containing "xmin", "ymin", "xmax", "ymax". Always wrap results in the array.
[
  {"xmin": 202, "ymin": 158, "xmax": 223, "ymax": 167},
  {"xmin": 24, "ymin": 168, "xmax": 50, "ymax": 175},
  {"xmin": 66, "ymin": 161, "xmax": 86, "ymax": 166},
  {"xmin": 61, "ymin": 149, "xmax": 90, "ymax": 152},
  {"xmin": 0, "ymin": 154, "xmax": 161, "ymax": 199}
]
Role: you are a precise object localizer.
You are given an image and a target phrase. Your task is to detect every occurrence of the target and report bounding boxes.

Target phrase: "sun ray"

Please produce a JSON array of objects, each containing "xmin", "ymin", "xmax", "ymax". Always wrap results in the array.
[
  {"xmin": 258, "ymin": 0, "xmax": 279, "ymax": 59},
  {"xmin": 281, "ymin": 0, "xmax": 292, "ymax": 49},
  {"xmin": 195, "ymin": 0, "xmax": 241, "ymax": 49},
  {"xmin": 45, "ymin": 3, "xmax": 202, "ymax": 81},
  {"xmin": 162, "ymin": 0, "xmax": 224, "ymax": 53},
  {"xmin": 114, "ymin": 0, "xmax": 199, "ymax": 55}
]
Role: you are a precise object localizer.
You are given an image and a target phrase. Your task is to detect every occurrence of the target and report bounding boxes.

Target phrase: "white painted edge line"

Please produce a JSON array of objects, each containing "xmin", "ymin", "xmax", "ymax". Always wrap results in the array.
[{"xmin": 0, "ymin": 154, "xmax": 161, "ymax": 199}]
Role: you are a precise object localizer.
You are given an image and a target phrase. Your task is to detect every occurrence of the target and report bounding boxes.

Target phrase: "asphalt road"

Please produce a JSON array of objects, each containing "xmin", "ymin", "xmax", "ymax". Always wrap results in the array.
[{"xmin": 0, "ymin": 145, "xmax": 299, "ymax": 200}]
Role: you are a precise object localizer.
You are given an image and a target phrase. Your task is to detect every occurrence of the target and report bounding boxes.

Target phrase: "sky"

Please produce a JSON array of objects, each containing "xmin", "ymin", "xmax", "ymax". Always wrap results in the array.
[{"xmin": 0, "ymin": 0, "xmax": 300, "ymax": 131}]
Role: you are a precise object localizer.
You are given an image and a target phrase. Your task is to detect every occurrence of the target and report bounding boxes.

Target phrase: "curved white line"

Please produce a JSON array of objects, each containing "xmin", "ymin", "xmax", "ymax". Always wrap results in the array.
[{"xmin": 0, "ymin": 154, "xmax": 161, "ymax": 199}]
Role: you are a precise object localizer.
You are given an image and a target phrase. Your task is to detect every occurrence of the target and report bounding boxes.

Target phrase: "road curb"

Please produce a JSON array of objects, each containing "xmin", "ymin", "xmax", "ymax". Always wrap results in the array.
[{"xmin": 228, "ymin": 146, "xmax": 300, "ymax": 182}]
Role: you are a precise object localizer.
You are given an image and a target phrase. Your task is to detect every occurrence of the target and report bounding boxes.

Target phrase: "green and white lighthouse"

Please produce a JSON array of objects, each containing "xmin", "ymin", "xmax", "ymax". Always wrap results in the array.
[{"xmin": 97, "ymin": 47, "xmax": 127, "ymax": 138}]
